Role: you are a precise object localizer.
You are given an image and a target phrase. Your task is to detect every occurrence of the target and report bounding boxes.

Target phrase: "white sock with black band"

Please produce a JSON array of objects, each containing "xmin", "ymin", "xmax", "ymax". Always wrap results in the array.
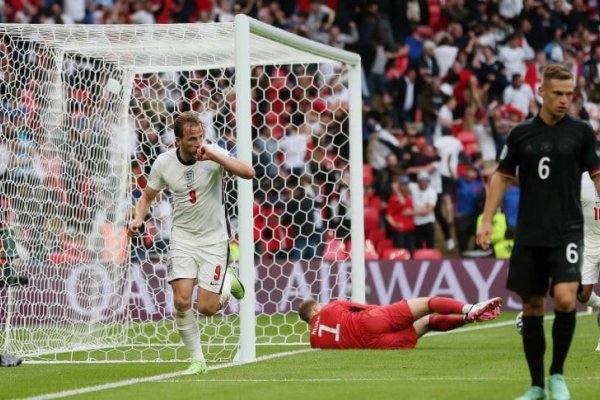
[{"xmin": 175, "ymin": 308, "xmax": 204, "ymax": 361}]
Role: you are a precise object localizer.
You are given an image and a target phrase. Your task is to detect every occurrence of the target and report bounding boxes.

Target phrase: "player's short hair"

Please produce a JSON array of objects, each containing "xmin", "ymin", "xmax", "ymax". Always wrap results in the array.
[
  {"xmin": 541, "ymin": 63, "xmax": 574, "ymax": 85},
  {"xmin": 298, "ymin": 298, "xmax": 319, "ymax": 324},
  {"xmin": 173, "ymin": 111, "xmax": 202, "ymax": 139}
]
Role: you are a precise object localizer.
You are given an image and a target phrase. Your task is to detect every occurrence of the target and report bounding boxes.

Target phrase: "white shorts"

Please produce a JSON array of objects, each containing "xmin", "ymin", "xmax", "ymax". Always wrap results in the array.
[
  {"xmin": 167, "ymin": 231, "xmax": 229, "ymax": 294},
  {"xmin": 581, "ymin": 248, "xmax": 600, "ymax": 285}
]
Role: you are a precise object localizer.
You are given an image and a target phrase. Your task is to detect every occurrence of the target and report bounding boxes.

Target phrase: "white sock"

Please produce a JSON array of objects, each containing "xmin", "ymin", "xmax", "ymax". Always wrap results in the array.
[
  {"xmin": 584, "ymin": 291, "xmax": 600, "ymax": 308},
  {"xmin": 219, "ymin": 271, "xmax": 232, "ymax": 309},
  {"xmin": 175, "ymin": 308, "xmax": 204, "ymax": 361},
  {"xmin": 462, "ymin": 304, "xmax": 473, "ymax": 314}
]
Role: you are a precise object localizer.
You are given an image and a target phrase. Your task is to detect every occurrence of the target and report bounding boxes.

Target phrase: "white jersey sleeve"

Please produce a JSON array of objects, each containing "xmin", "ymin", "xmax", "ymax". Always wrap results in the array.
[
  {"xmin": 581, "ymin": 172, "xmax": 600, "ymax": 251},
  {"xmin": 147, "ymin": 155, "xmax": 168, "ymax": 192}
]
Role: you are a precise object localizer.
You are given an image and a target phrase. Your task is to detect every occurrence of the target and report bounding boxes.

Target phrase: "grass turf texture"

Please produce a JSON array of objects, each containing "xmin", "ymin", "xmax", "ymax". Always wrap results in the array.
[{"xmin": 2, "ymin": 312, "xmax": 599, "ymax": 400}]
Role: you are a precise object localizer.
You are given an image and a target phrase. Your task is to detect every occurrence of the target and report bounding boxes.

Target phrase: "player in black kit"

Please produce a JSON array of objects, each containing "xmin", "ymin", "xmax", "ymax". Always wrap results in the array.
[{"xmin": 477, "ymin": 64, "xmax": 600, "ymax": 400}]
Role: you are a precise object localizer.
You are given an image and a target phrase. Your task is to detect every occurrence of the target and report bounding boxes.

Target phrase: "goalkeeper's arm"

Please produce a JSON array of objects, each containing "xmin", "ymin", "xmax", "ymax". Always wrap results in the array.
[{"xmin": 128, "ymin": 186, "xmax": 159, "ymax": 237}]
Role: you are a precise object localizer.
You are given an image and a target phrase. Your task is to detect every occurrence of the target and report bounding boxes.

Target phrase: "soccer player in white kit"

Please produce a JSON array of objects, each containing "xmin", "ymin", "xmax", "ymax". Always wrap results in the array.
[
  {"xmin": 128, "ymin": 111, "xmax": 255, "ymax": 374},
  {"xmin": 579, "ymin": 172, "xmax": 600, "ymax": 351}
]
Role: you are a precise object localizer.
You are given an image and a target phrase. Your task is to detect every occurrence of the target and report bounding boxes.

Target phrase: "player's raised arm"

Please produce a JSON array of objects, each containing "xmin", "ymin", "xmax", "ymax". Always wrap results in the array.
[
  {"xmin": 128, "ymin": 186, "xmax": 160, "ymax": 237},
  {"xmin": 195, "ymin": 143, "xmax": 255, "ymax": 179},
  {"xmin": 476, "ymin": 172, "xmax": 512, "ymax": 249}
]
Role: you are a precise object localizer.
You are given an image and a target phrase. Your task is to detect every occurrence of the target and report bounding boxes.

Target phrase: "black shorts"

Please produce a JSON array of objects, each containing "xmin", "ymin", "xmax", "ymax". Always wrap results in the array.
[
  {"xmin": 507, "ymin": 242, "xmax": 582, "ymax": 298},
  {"xmin": 441, "ymin": 176, "xmax": 455, "ymax": 195}
]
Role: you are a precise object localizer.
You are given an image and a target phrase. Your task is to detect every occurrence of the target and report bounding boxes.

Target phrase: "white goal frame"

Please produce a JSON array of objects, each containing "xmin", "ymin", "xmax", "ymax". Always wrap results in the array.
[{"xmin": 0, "ymin": 15, "xmax": 365, "ymax": 364}]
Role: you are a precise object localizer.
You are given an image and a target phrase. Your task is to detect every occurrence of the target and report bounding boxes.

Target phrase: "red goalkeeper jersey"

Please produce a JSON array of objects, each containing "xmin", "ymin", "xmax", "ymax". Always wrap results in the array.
[{"xmin": 309, "ymin": 300, "xmax": 378, "ymax": 349}]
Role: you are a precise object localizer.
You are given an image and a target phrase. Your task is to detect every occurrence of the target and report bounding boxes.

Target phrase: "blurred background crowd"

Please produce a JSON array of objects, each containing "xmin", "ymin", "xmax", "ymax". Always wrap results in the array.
[{"xmin": 2, "ymin": 0, "xmax": 600, "ymax": 264}]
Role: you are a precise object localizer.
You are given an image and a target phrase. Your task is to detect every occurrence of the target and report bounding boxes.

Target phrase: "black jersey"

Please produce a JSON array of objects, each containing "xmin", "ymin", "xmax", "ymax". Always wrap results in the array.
[{"xmin": 497, "ymin": 114, "xmax": 600, "ymax": 247}]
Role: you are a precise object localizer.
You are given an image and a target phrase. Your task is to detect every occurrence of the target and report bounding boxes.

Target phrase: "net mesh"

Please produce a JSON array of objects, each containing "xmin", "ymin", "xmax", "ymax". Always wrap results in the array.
[{"xmin": 0, "ymin": 23, "xmax": 353, "ymax": 362}]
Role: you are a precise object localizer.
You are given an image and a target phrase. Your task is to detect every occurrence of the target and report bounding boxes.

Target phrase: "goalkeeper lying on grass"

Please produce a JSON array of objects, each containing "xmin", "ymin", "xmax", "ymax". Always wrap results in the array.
[{"xmin": 298, "ymin": 296, "xmax": 502, "ymax": 349}]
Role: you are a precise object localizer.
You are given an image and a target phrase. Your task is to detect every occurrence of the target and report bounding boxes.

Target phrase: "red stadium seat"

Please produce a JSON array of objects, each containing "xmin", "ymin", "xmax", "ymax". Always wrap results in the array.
[
  {"xmin": 457, "ymin": 163, "xmax": 474, "ymax": 178},
  {"xmin": 413, "ymin": 248, "xmax": 443, "ymax": 260},
  {"xmin": 367, "ymin": 228, "xmax": 387, "ymax": 243},
  {"xmin": 364, "ymin": 207, "xmax": 380, "ymax": 233},
  {"xmin": 451, "ymin": 122, "xmax": 463, "ymax": 135},
  {"xmin": 383, "ymin": 248, "xmax": 411, "ymax": 260},
  {"xmin": 363, "ymin": 164, "xmax": 374, "ymax": 187},
  {"xmin": 456, "ymin": 131, "xmax": 477, "ymax": 145},
  {"xmin": 376, "ymin": 239, "xmax": 394, "ymax": 257},
  {"xmin": 416, "ymin": 25, "xmax": 433, "ymax": 39},
  {"xmin": 365, "ymin": 240, "xmax": 379, "ymax": 260},
  {"xmin": 428, "ymin": 4, "xmax": 442, "ymax": 29},
  {"xmin": 369, "ymin": 195, "xmax": 382, "ymax": 211},
  {"xmin": 463, "ymin": 142, "xmax": 480, "ymax": 157}
]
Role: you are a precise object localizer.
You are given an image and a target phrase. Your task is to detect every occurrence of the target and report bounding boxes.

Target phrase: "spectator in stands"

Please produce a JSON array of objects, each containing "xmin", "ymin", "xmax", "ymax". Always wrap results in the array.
[
  {"xmin": 489, "ymin": 101, "xmax": 520, "ymax": 161},
  {"xmin": 254, "ymin": 125, "xmax": 279, "ymax": 180},
  {"xmin": 328, "ymin": 169, "xmax": 351, "ymax": 241},
  {"xmin": 503, "ymin": 73, "xmax": 536, "ymax": 118},
  {"xmin": 473, "ymin": 108, "xmax": 497, "ymax": 167},
  {"xmin": 433, "ymin": 89, "xmax": 458, "ymax": 141},
  {"xmin": 454, "ymin": 164, "xmax": 485, "ymax": 254},
  {"xmin": 41, "ymin": 3, "xmax": 75, "ymax": 24},
  {"xmin": 544, "ymin": 28, "xmax": 566, "ymax": 63},
  {"xmin": 498, "ymin": 34, "xmax": 529, "ymax": 81},
  {"xmin": 285, "ymin": 184, "xmax": 321, "ymax": 260},
  {"xmin": 404, "ymin": 23, "xmax": 425, "ymax": 64},
  {"xmin": 417, "ymin": 40, "xmax": 440, "ymax": 81},
  {"xmin": 503, "ymin": 179, "xmax": 520, "ymax": 233},
  {"xmin": 476, "ymin": 209, "xmax": 512, "ymax": 258},
  {"xmin": 213, "ymin": 0, "xmax": 235, "ymax": 23},
  {"xmin": 434, "ymin": 127, "xmax": 463, "ymax": 250},
  {"xmin": 279, "ymin": 123, "xmax": 309, "ymax": 179},
  {"xmin": 357, "ymin": 0, "xmax": 394, "ymax": 53},
  {"xmin": 367, "ymin": 115, "xmax": 401, "ymax": 173},
  {"xmin": 365, "ymin": 31, "xmax": 401, "ymax": 99},
  {"xmin": 444, "ymin": 0, "xmax": 470, "ymax": 26},
  {"xmin": 477, "ymin": 45, "xmax": 509, "ymax": 104},
  {"xmin": 417, "ymin": 76, "xmax": 444, "ymax": 144},
  {"xmin": 305, "ymin": 0, "xmax": 336, "ymax": 34},
  {"xmin": 583, "ymin": 45, "xmax": 600, "ymax": 103},
  {"xmin": 433, "ymin": 36, "xmax": 458, "ymax": 78},
  {"xmin": 389, "ymin": 66, "xmax": 418, "ymax": 126},
  {"xmin": 410, "ymin": 171, "xmax": 437, "ymax": 249},
  {"xmin": 311, "ymin": 22, "xmax": 359, "ymax": 49},
  {"xmin": 385, "ymin": 175, "xmax": 415, "ymax": 254},
  {"xmin": 372, "ymin": 152, "xmax": 402, "ymax": 202}
]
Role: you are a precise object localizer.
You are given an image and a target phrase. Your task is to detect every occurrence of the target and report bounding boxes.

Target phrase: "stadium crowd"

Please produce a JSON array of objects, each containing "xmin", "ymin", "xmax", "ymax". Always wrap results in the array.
[{"xmin": 1, "ymin": 0, "xmax": 600, "ymax": 263}]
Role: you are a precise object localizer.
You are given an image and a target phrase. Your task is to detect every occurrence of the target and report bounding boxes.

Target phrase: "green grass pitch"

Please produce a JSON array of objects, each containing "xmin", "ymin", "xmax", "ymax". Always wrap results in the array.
[{"xmin": 2, "ymin": 312, "xmax": 599, "ymax": 400}]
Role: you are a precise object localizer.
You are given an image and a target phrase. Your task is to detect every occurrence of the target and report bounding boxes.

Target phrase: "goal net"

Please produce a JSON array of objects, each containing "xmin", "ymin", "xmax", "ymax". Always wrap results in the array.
[{"xmin": 0, "ymin": 17, "xmax": 364, "ymax": 363}]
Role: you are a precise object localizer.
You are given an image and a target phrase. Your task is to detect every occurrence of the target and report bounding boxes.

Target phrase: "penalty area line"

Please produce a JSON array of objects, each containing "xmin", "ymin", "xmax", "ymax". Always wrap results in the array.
[{"xmin": 15, "ymin": 349, "xmax": 315, "ymax": 400}]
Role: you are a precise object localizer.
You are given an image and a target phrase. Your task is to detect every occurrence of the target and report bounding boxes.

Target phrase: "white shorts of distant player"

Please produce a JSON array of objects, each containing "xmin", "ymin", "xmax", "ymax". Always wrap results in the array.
[
  {"xmin": 581, "ymin": 248, "xmax": 600, "ymax": 285},
  {"xmin": 167, "ymin": 228, "xmax": 229, "ymax": 294}
]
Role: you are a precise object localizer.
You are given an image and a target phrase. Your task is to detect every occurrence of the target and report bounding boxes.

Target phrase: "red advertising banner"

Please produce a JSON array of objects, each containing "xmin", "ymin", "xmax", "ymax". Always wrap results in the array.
[{"xmin": 0, "ymin": 259, "xmax": 574, "ymax": 326}]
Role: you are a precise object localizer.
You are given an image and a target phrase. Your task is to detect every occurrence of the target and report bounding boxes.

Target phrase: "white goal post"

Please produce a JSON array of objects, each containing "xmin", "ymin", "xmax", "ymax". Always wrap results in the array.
[
  {"xmin": 235, "ymin": 16, "xmax": 364, "ymax": 362},
  {"xmin": 0, "ymin": 15, "xmax": 364, "ymax": 364}
]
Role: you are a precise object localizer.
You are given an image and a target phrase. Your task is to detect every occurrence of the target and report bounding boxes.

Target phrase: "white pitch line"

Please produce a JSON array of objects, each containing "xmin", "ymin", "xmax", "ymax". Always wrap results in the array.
[
  {"xmin": 15, "ymin": 349, "xmax": 314, "ymax": 400},
  {"xmin": 153, "ymin": 376, "xmax": 600, "ymax": 384}
]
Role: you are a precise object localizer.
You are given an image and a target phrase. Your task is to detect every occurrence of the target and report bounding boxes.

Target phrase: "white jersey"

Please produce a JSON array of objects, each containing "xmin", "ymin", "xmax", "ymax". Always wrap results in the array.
[
  {"xmin": 146, "ymin": 146, "xmax": 230, "ymax": 245},
  {"xmin": 581, "ymin": 172, "xmax": 600, "ymax": 252}
]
